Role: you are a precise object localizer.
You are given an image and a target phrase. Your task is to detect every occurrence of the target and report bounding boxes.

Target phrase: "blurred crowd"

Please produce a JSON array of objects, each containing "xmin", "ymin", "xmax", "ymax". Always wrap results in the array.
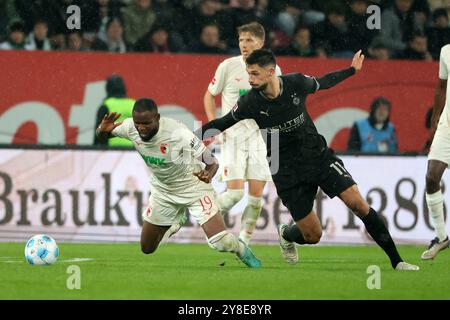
[{"xmin": 1, "ymin": 0, "xmax": 450, "ymax": 60}]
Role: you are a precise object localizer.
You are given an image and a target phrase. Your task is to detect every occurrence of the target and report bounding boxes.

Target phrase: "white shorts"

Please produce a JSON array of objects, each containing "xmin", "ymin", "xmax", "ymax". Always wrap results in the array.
[
  {"xmin": 221, "ymin": 133, "xmax": 272, "ymax": 182},
  {"xmin": 142, "ymin": 185, "xmax": 219, "ymax": 226},
  {"xmin": 428, "ymin": 126, "xmax": 450, "ymax": 166}
]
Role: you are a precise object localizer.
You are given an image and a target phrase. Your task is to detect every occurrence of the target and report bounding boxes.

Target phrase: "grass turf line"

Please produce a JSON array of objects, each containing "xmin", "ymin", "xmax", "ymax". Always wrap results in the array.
[{"xmin": 0, "ymin": 243, "xmax": 449, "ymax": 299}]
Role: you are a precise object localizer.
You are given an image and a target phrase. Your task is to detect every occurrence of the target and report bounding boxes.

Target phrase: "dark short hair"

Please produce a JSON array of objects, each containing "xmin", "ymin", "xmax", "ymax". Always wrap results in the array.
[
  {"xmin": 246, "ymin": 49, "xmax": 276, "ymax": 68},
  {"xmin": 133, "ymin": 98, "xmax": 158, "ymax": 113},
  {"xmin": 433, "ymin": 8, "xmax": 448, "ymax": 22},
  {"xmin": 237, "ymin": 22, "xmax": 265, "ymax": 41},
  {"xmin": 106, "ymin": 16, "xmax": 123, "ymax": 30}
]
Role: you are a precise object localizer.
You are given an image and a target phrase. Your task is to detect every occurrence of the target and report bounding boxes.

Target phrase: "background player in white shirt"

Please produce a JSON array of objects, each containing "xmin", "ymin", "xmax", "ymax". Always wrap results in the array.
[
  {"xmin": 423, "ymin": 44, "xmax": 450, "ymax": 259},
  {"xmin": 204, "ymin": 22, "xmax": 281, "ymax": 245},
  {"xmin": 95, "ymin": 98, "xmax": 261, "ymax": 268}
]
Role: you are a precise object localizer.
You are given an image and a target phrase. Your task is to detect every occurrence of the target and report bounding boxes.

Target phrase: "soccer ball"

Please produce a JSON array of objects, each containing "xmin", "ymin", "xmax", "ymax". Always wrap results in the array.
[{"xmin": 24, "ymin": 234, "xmax": 59, "ymax": 265}]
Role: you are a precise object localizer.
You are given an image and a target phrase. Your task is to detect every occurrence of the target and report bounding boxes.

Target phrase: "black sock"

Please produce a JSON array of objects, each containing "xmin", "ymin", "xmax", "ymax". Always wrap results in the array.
[
  {"xmin": 282, "ymin": 225, "xmax": 306, "ymax": 244},
  {"xmin": 362, "ymin": 208, "xmax": 403, "ymax": 269}
]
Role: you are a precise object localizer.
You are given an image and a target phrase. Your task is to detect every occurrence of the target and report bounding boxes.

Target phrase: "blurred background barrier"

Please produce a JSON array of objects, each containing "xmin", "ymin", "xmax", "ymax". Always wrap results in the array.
[
  {"xmin": 0, "ymin": 147, "xmax": 447, "ymax": 244},
  {"xmin": 0, "ymin": 51, "xmax": 437, "ymax": 152}
]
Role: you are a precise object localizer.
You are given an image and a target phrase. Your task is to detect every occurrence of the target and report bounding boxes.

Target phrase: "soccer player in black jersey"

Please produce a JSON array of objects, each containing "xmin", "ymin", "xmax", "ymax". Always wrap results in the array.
[{"xmin": 197, "ymin": 49, "xmax": 419, "ymax": 270}]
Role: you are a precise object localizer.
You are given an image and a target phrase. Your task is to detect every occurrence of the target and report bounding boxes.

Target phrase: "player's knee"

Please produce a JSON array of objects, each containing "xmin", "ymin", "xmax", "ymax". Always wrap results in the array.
[
  {"xmin": 347, "ymin": 198, "xmax": 369, "ymax": 216},
  {"xmin": 208, "ymin": 231, "xmax": 237, "ymax": 252},
  {"xmin": 228, "ymin": 189, "xmax": 244, "ymax": 203},
  {"xmin": 304, "ymin": 230, "xmax": 322, "ymax": 244},
  {"xmin": 141, "ymin": 243, "xmax": 158, "ymax": 254}
]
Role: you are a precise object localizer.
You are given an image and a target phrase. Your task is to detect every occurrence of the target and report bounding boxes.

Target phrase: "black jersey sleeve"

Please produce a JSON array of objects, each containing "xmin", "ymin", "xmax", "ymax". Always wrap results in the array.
[
  {"xmin": 316, "ymin": 67, "xmax": 356, "ymax": 90},
  {"xmin": 195, "ymin": 94, "xmax": 254, "ymax": 140},
  {"xmin": 289, "ymin": 73, "xmax": 320, "ymax": 94}
]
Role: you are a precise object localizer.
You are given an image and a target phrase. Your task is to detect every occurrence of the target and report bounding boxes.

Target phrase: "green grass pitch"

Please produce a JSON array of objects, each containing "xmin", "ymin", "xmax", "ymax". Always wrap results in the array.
[{"xmin": 0, "ymin": 243, "xmax": 449, "ymax": 300}]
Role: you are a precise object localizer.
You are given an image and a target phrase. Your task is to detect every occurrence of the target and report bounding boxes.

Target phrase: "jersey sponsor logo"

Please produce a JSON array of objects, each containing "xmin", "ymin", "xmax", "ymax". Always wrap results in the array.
[
  {"xmin": 141, "ymin": 154, "xmax": 166, "ymax": 166},
  {"xmin": 232, "ymin": 104, "xmax": 239, "ymax": 112},
  {"xmin": 267, "ymin": 113, "xmax": 306, "ymax": 133},
  {"xmin": 239, "ymin": 89, "xmax": 250, "ymax": 96},
  {"xmin": 160, "ymin": 143, "xmax": 168, "ymax": 154}
]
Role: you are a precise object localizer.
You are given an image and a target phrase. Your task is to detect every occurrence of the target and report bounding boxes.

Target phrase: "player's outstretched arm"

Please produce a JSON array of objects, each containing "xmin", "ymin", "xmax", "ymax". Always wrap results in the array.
[
  {"xmin": 316, "ymin": 50, "xmax": 364, "ymax": 90},
  {"xmin": 195, "ymin": 111, "xmax": 239, "ymax": 141},
  {"xmin": 193, "ymin": 147, "xmax": 219, "ymax": 184},
  {"xmin": 95, "ymin": 112, "xmax": 123, "ymax": 144}
]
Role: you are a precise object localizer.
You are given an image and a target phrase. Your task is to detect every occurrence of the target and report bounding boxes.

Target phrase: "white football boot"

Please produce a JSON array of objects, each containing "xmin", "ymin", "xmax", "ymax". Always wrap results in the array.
[
  {"xmin": 421, "ymin": 237, "xmax": 449, "ymax": 260},
  {"xmin": 277, "ymin": 224, "xmax": 299, "ymax": 264},
  {"xmin": 395, "ymin": 262, "xmax": 420, "ymax": 271}
]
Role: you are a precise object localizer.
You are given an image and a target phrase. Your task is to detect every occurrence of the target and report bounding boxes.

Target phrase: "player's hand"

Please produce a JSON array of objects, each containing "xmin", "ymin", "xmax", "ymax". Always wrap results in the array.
[
  {"xmin": 193, "ymin": 170, "xmax": 213, "ymax": 183},
  {"xmin": 351, "ymin": 50, "xmax": 364, "ymax": 72},
  {"xmin": 98, "ymin": 112, "xmax": 123, "ymax": 133}
]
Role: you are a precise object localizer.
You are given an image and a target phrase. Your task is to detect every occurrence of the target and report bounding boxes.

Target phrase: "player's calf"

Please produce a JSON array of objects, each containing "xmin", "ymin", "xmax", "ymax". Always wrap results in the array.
[{"xmin": 141, "ymin": 241, "xmax": 160, "ymax": 254}]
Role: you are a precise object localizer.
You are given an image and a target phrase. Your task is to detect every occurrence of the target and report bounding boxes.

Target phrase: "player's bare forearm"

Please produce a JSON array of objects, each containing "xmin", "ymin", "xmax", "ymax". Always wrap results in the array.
[
  {"xmin": 204, "ymin": 90, "xmax": 217, "ymax": 121},
  {"xmin": 194, "ymin": 148, "xmax": 219, "ymax": 183},
  {"xmin": 317, "ymin": 50, "xmax": 363, "ymax": 90},
  {"xmin": 96, "ymin": 112, "xmax": 123, "ymax": 144},
  {"xmin": 431, "ymin": 79, "xmax": 447, "ymax": 130},
  {"xmin": 95, "ymin": 127, "xmax": 110, "ymax": 144}
]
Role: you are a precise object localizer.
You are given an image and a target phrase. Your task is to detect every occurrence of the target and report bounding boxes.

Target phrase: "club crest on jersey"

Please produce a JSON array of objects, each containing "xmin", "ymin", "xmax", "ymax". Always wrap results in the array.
[
  {"xmin": 211, "ymin": 77, "xmax": 216, "ymax": 85},
  {"xmin": 160, "ymin": 143, "xmax": 169, "ymax": 154},
  {"xmin": 291, "ymin": 93, "xmax": 300, "ymax": 106}
]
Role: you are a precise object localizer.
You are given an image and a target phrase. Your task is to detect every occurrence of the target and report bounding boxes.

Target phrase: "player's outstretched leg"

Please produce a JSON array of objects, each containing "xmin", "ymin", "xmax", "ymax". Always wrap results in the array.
[
  {"xmin": 140, "ymin": 221, "xmax": 170, "ymax": 254},
  {"xmin": 423, "ymin": 160, "xmax": 449, "ymax": 260},
  {"xmin": 217, "ymin": 188, "xmax": 244, "ymax": 215},
  {"xmin": 159, "ymin": 215, "xmax": 188, "ymax": 246},
  {"xmin": 203, "ymin": 212, "xmax": 261, "ymax": 268},
  {"xmin": 277, "ymin": 211, "xmax": 322, "ymax": 264},
  {"xmin": 339, "ymin": 185, "xmax": 419, "ymax": 271},
  {"xmin": 239, "ymin": 180, "xmax": 266, "ymax": 245}
]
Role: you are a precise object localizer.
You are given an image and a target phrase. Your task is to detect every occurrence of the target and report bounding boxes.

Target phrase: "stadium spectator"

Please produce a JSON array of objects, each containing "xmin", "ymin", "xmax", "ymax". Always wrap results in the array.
[
  {"xmin": 25, "ymin": 19, "xmax": 51, "ymax": 51},
  {"xmin": 0, "ymin": 0, "xmax": 19, "ymax": 42},
  {"xmin": 0, "ymin": 20, "xmax": 27, "ymax": 50},
  {"xmin": 121, "ymin": 0, "xmax": 156, "ymax": 46},
  {"xmin": 310, "ymin": 3, "xmax": 353, "ymax": 58},
  {"xmin": 191, "ymin": 23, "xmax": 228, "ymax": 54},
  {"xmin": 225, "ymin": 0, "xmax": 271, "ymax": 49},
  {"xmin": 400, "ymin": 31, "xmax": 433, "ymax": 60},
  {"xmin": 94, "ymin": 75, "xmax": 135, "ymax": 147},
  {"xmin": 134, "ymin": 24, "xmax": 172, "ymax": 53},
  {"xmin": 427, "ymin": 8, "xmax": 450, "ymax": 59},
  {"xmin": 184, "ymin": 0, "xmax": 231, "ymax": 48},
  {"xmin": 347, "ymin": 0, "xmax": 378, "ymax": 54},
  {"xmin": 277, "ymin": 25, "xmax": 317, "ymax": 57},
  {"xmin": 412, "ymin": 0, "xmax": 432, "ymax": 31},
  {"xmin": 347, "ymin": 97, "xmax": 398, "ymax": 153},
  {"xmin": 429, "ymin": 0, "xmax": 450, "ymax": 18},
  {"xmin": 66, "ymin": 31, "xmax": 88, "ymax": 51},
  {"xmin": 91, "ymin": 17, "xmax": 129, "ymax": 53},
  {"xmin": 81, "ymin": 0, "xmax": 124, "ymax": 34},
  {"xmin": 378, "ymin": 0, "xmax": 419, "ymax": 58},
  {"xmin": 368, "ymin": 37, "xmax": 391, "ymax": 60},
  {"xmin": 275, "ymin": 0, "xmax": 325, "ymax": 36}
]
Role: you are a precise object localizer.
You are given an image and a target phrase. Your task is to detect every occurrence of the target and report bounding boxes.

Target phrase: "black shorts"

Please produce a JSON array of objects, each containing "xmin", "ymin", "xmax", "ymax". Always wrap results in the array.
[{"xmin": 273, "ymin": 154, "xmax": 356, "ymax": 221}]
